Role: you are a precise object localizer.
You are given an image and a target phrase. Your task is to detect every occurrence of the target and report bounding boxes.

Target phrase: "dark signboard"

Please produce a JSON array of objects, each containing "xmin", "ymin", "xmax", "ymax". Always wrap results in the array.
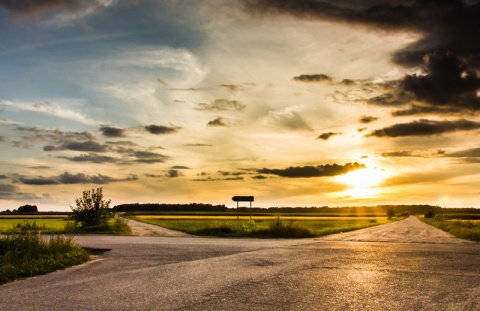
[{"xmin": 232, "ymin": 196, "xmax": 254, "ymax": 202}]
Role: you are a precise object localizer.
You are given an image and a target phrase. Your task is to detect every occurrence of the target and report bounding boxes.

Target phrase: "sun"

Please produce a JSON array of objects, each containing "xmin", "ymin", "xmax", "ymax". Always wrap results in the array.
[{"xmin": 334, "ymin": 167, "xmax": 389, "ymax": 198}]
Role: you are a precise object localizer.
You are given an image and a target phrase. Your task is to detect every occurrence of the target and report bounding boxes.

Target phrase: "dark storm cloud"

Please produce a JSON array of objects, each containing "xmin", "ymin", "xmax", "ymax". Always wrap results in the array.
[
  {"xmin": 145, "ymin": 125, "xmax": 180, "ymax": 135},
  {"xmin": 43, "ymin": 140, "xmax": 108, "ymax": 152},
  {"xmin": 0, "ymin": 0, "xmax": 110, "ymax": 18},
  {"xmin": 368, "ymin": 119, "xmax": 480, "ymax": 137},
  {"xmin": 99, "ymin": 126, "xmax": 127, "ymax": 138},
  {"xmin": 293, "ymin": 74, "xmax": 332, "ymax": 83},
  {"xmin": 359, "ymin": 116, "xmax": 378, "ymax": 124},
  {"xmin": 18, "ymin": 172, "xmax": 137, "ymax": 185},
  {"xmin": 258, "ymin": 162, "xmax": 366, "ymax": 178},
  {"xmin": 400, "ymin": 52, "xmax": 480, "ymax": 111},
  {"xmin": 207, "ymin": 117, "xmax": 227, "ymax": 127},
  {"xmin": 243, "ymin": 0, "xmax": 480, "ymax": 68},
  {"xmin": 245, "ymin": 0, "xmax": 480, "ymax": 114},
  {"xmin": 317, "ymin": 132, "xmax": 340, "ymax": 140},
  {"xmin": 197, "ymin": 99, "xmax": 246, "ymax": 112}
]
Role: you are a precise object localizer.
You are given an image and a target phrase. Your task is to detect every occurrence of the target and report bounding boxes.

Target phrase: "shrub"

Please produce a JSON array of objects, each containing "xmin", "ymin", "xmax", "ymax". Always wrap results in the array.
[
  {"xmin": 70, "ymin": 188, "xmax": 112, "ymax": 229},
  {"xmin": 257, "ymin": 217, "xmax": 314, "ymax": 238},
  {"xmin": 386, "ymin": 209, "xmax": 395, "ymax": 219},
  {"xmin": 424, "ymin": 210, "xmax": 436, "ymax": 218}
]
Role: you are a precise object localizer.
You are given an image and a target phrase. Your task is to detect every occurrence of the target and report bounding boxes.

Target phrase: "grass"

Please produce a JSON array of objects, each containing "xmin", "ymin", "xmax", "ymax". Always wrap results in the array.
[
  {"xmin": 133, "ymin": 216, "xmax": 388, "ymax": 238},
  {"xmin": 0, "ymin": 228, "xmax": 90, "ymax": 285},
  {"xmin": 0, "ymin": 216, "xmax": 131, "ymax": 235},
  {"xmin": 422, "ymin": 217, "xmax": 480, "ymax": 242},
  {"xmin": 0, "ymin": 219, "xmax": 67, "ymax": 234}
]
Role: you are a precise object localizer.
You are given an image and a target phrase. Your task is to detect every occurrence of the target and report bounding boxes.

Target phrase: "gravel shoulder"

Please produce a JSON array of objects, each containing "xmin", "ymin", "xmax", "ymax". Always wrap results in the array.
[
  {"xmin": 126, "ymin": 218, "xmax": 190, "ymax": 237},
  {"xmin": 319, "ymin": 216, "xmax": 472, "ymax": 244}
]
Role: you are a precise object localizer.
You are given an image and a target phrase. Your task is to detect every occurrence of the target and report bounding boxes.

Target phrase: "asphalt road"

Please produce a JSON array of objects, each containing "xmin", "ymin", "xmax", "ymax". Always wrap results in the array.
[{"xmin": 1, "ymin": 218, "xmax": 479, "ymax": 310}]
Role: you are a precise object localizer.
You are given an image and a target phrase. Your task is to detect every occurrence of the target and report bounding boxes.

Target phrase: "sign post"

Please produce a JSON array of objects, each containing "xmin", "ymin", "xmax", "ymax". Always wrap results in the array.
[{"xmin": 232, "ymin": 196, "xmax": 254, "ymax": 221}]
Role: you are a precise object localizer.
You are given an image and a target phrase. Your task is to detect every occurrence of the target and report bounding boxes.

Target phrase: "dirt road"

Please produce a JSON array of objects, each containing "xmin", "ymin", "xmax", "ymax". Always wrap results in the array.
[
  {"xmin": 320, "ymin": 216, "xmax": 470, "ymax": 244},
  {"xmin": 126, "ymin": 218, "xmax": 190, "ymax": 237}
]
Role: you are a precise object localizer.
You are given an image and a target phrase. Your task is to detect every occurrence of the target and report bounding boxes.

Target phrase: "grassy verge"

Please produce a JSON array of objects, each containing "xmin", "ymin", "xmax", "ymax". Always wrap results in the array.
[
  {"xmin": 0, "ymin": 216, "xmax": 131, "ymax": 235},
  {"xmin": 422, "ymin": 217, "xmax": 480, "ymax": 242},
  {"xmin": 133, "ymin": 217, "xmax": 387, "ymax": 238},
  {"xmin": 0, "ymin": 232, "xmax": 90, "ymax": 285}
]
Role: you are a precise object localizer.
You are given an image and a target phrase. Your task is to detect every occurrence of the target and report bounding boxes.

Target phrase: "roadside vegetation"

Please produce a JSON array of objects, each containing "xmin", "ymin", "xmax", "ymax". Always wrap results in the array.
[
  {"xmin": 0, "ymin": 221, "xmax": 90, "ymax": 285},
  {"xmin": 132, "ymin": 217, "xmax": 388, "ymax": 238},
  {"xmin": 421, "ymin": 214, "xmax": 480, "ymax": 242}
]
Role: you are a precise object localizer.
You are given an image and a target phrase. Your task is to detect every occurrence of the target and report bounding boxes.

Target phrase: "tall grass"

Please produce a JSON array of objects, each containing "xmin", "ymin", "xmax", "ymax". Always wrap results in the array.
[
  {"xmin": 422, "ymin": 217, "xmax": 480, "ymax": 242},
  {"xmin": 0, "ymin": 230, "xmax": 90, "ymax": 284},
  {"xmin": 134, "ymin": 217, "xmax": 383, "ymax": 238}
]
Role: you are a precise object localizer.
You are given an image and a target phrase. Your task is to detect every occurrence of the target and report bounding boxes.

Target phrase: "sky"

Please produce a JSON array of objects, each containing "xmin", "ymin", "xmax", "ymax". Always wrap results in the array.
[{"xmin": 1, "ymin": 0, "xmax": 480, "ymax": 211}]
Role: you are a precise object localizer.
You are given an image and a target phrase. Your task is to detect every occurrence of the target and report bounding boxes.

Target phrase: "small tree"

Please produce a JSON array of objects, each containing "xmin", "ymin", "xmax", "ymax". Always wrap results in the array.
[
  {"xmin": 17, "ymin": 204, "xmax": 38, "ymax": 213},
  {"xmin": 70, "ymin": 188, "xmax": 112, "ymax": 229},
  {"xmin": 386, "ymin": 209, "xmax": 395, "ymax": 219}
]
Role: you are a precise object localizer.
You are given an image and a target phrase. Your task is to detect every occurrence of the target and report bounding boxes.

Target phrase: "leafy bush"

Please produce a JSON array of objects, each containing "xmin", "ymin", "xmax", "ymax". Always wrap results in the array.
[
  {"xmin": 70, "ymin": 188, "xmax": 112, "ymax": 230},
  {"xmin": 424, "ymin": 211, "xmax": 436, "ymax": 218},
  {"xmin": 257, "ymin": 217, "xmax": 314, "ymax": 238}
]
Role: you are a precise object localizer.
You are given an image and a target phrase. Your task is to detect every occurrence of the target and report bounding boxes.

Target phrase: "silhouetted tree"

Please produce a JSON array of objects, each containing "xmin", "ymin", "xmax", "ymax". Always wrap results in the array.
[
  {"xmin": 70, "ymin": 188, "xmax": 112, "ymax": 228},
  {"xmin": 386, "ymin": 209, "xmax": 395, "ymax": 219},
  {"xmin": 17, "ymin": 205, "xmax": 38, "ymax": 212}
]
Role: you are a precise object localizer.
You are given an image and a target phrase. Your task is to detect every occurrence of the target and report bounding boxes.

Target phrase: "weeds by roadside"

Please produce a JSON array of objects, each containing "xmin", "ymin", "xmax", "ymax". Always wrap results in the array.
[
  {"xmin": 422, "ymin": 216, "xmax": 480, "ymax": 242},
  {"xmin": 0, "ymin": 224, "xmax": 90, "ymax": 285}
]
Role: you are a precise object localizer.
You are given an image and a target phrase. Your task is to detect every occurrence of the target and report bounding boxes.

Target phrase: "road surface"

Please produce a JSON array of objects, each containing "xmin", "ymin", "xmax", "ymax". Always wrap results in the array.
[{"xmin": 0, "ymin": 217, "xmax": 479, "ymax": 310}]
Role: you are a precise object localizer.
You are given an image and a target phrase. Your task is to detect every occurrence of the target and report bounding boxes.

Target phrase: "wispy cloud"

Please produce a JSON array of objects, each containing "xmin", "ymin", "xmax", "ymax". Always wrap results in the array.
[{"xmin": 2, "ymin": 100, "xmax": 98, "ymax": 125}]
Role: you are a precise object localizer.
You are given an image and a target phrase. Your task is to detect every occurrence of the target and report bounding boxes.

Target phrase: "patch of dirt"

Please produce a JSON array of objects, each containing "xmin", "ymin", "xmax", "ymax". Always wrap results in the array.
[
  {"xmin": 126, "ymin": 219, "xmax": 190, "ymax": 237},
  {"xmin": 318, "ymin": 216, "xmax": 473, "ymax": 244}
]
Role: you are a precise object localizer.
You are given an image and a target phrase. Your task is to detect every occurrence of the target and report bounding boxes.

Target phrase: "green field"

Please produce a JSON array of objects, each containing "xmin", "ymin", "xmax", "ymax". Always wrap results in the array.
[
  {"xmin": 133, "ymin": 217, "xmax": 389, "ymax": 238},
  {"xmin": 422, "ymin": 218, "xmax": 480, "ymax": 242},
  {"xmin": 0, "ymin": 218, "xmax": 68, "ymax": 234}
]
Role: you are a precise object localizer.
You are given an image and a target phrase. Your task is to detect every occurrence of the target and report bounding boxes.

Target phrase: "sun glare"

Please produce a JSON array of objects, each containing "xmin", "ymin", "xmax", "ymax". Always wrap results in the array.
[{"xmin": 334, "ymin": 168, "xmax": 389, "ymax": 198}]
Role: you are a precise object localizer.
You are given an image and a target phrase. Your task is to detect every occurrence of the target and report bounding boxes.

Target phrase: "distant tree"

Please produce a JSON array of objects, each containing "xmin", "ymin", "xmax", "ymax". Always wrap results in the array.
[
  {"xmin": 424, "ymin": 210, "xmax": 436, "ymax": 218},
  {"xmin": 386, "ymin": 209, "xmax": 395, "ymax": 219},
  {"xmin": 17, "ymin": 205, "xmax": 38, "ymax": 213},
  {"xmin": 70, "ymin": 188, "xmax": 112, "ymax": 228}
]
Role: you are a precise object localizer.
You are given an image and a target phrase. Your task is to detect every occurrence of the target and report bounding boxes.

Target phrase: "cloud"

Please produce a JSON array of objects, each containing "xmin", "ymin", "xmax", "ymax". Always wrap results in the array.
[
  {"xmin": 359, "ymin": 116, "xmax": 378, "ymax": 124},
  {"xmin": 0, "ymin": 135, "xmax": 6, "ymax": 142},
  {"xmin": 381, "ymin": 151, "xmax": 414, "ymax": 158},
  {"xmin": 59, "ymin": 153, "xmax": 117, "ymax": 163},
  {"xmin": 258, "ymin": 162, "xmax": 366, "ymax": 178},
  {"xmin": 166, "ymin": 169, "xmax": 182, "ymax": 178},
  {"xmin": 293, "ymin": 74, "xmax": 332, "ymax": 83},
  {"xmin": 15, "ymin": 126, "xmax": 94, "ymax": 143},
  {"xmin": 100, "ymin": 126, "xmax": 127, "ymax": 137},
  {"xmin": 251, "ymin": 175, "xmax": 267, "ymax": 180},
  {"xmin": 368, "ymin": 119, "xmax": 480, "ymax": 138},
  {"xmin": 317, "ymin": 132, "xmax": 340, "ymax": 141},
  {"xmin": 268, "ymin": 106, "xmax": 312, "ymax": 131},
  {"xmin": 207, "ymin": 117, "xmax": 228, "ymax": 127},
  {"xmin": 243, "ymin": 1, "xmax": 480, "ymax": 69},
  {"xmin": 18, "ymin": 172, "xmax": 137, "ymax": 185},
  {"xmin": 145, "ymin": 124, "xmax": 180, "ymax": 135},
  {"xmin": 197, "ymin": 99, "xmax": 246, "ymax": 112},
  {"xmin": 0, "ymin": 0, "xmax": 115, "ymax": 22},
  {"xmin": 1, "ymin": 100, "xmax": 98, "ymax": 125},
  {"xmin": 131, "ymin": 151, "xmax": 171, "ymax": 163},
  {"xmin": 171, "ymin": 166, "xmax": 190, "ymax": 169},
  {"xmin": 44, "ymin": 140, "xmax": 108, "ymax": 152},
  {"xmin": 0, "ymin": 182, "xmax": 40, "ymax": 201}
]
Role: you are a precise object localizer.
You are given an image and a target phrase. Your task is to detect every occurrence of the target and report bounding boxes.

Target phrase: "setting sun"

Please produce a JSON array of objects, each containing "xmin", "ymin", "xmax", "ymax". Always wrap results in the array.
[{"xmin": 334, "ymin": 168, "xmax": 389, "ymax": 198}]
